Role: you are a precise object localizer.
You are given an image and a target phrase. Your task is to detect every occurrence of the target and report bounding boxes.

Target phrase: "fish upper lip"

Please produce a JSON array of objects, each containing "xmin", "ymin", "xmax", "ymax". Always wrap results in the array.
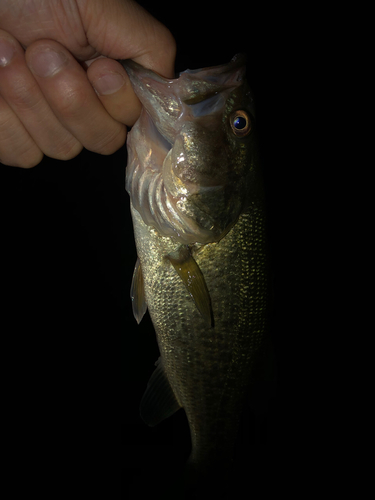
[
  {"xmin": 122, "ymin": 59, "xmax": 180, "ymax": 144},
  {"xmin": 121, "ymin": 59, "xmax": 174, "ymax": 85}
]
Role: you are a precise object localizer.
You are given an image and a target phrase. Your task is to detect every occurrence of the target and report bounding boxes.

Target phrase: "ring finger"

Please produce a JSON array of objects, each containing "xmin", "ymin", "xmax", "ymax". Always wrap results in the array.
[{"xmin": 0, "ymin": 30, "xmax": 81, "ymax": 167}]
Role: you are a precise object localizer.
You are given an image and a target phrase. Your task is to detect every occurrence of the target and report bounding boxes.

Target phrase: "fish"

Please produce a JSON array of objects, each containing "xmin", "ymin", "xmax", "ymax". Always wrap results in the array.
[{"xmin": 122, "ymin": 54, "xmax": 270, "ymax": 490}]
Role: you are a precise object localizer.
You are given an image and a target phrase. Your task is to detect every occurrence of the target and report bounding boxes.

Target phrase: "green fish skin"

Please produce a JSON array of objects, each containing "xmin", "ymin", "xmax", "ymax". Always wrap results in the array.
[{"xmin": 122, "ymin": 55, "xmax": 270, "ymax": 487}]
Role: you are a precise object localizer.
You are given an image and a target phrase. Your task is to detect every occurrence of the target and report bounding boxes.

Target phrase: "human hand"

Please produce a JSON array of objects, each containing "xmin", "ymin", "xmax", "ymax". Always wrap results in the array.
[{"xmin": 0, "ymin": 0, "xmax": 175, "ymax": 168}]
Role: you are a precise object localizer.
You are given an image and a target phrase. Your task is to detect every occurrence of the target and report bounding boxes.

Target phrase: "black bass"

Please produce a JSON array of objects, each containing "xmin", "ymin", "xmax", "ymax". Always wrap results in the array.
[{"xmin": 122, "ymin": 55, "xmax": 270, "ymax": 484}]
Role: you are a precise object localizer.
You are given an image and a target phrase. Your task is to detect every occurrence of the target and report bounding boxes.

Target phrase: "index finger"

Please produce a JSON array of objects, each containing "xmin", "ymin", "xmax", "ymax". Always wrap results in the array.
[
  {"xmin": 79, "ymin": 0, "xmax": 176, "ymax": 127},
  {"xmin": 78, "ymin": 0, "xmax": 176, "ymax": 78}
]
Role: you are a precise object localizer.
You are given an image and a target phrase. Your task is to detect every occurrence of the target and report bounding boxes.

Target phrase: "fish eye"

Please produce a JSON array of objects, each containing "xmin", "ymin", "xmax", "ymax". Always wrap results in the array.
[{"xmin": 230, "ymin": 110, "xmax": 251, "ymax": 137}]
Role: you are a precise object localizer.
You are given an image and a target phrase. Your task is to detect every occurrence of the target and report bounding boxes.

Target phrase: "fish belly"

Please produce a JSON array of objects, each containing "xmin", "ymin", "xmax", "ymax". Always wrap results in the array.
[{"xmin": 131, "ymin": 201, "xmax": 269, "ymax": 470}]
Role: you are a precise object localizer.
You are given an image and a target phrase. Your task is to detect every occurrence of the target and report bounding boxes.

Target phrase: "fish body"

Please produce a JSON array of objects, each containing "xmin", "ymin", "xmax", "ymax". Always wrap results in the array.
[{"xmin": 123, "ymin": 55, "xmax": 270, "ymax": 482}]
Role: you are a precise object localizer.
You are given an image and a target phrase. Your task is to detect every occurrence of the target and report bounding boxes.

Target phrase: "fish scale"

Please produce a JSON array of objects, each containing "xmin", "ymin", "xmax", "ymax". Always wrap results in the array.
[
  {"xmin": 131, "ymin": 201, "xmax": 268, "ymax": 469},
  {"xmin": 122, "ymin": 55, "xmax": 270, "ymax": 487}
]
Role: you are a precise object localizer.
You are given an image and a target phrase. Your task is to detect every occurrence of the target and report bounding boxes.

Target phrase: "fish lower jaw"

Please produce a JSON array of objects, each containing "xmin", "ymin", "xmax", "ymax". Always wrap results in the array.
[{"xmin": 129, "ymin": 167, "xmax": 221, "ymax": 245}]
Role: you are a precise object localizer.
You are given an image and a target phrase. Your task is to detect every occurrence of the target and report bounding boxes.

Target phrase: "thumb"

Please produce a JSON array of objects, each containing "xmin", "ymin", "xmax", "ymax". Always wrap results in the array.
[{"xmin": 78, "ymin": 0, "xmax": 176, "ymax": 78}]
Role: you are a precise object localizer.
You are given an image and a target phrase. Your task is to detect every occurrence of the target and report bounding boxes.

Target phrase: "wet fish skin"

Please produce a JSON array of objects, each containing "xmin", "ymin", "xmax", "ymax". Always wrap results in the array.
[{"xmin": 122, "ymin": 55, "xmax": 270, "ymax": 482}]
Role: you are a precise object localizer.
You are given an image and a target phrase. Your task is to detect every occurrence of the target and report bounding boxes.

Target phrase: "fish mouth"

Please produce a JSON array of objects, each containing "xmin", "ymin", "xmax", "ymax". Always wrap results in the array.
[{"xmin": 121, "ymin": 54, "xmax": 246, "ymax": 144}]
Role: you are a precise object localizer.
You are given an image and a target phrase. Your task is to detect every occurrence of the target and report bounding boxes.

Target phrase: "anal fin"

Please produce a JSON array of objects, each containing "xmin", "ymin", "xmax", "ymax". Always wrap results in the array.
[
  {"xmin": 167, "ymin": 246, "xmax": 213, "ymax": 327},
  {"xmin": 130, "ymin": 257, "xmax": 147, "ymax": 324},
  {"xmin": 140, "ymin": 358, "xmax": 182, "ymax": 427}
]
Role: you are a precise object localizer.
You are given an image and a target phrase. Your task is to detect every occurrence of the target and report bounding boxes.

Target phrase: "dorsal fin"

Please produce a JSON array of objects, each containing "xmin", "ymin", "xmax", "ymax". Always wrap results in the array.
[
  {"xmin": 140, "ymin": 358, "xmax": 182, "ymax": 427},
  {"xmin": 130, "ymin": 257, "xmax": 148, "ymax": 324},
  {"xmin": 167, "ymin": 246, "xmax": 213, "ymax": 327}
]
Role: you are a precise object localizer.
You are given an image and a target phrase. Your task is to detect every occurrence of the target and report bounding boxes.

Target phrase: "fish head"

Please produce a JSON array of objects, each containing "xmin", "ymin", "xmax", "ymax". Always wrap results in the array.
[{"xmin": 124, "ymin": 55, "xmax": 262, "ymax": 244}]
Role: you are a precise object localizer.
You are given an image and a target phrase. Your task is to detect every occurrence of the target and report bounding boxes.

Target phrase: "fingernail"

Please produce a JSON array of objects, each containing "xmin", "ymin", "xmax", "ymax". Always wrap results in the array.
[
  {"xmin": 0, "ymin": 37, "xmax": 16, "ymax": 67},
  {"xmin": 93, "ymin": 72, "xmax": 125, "ymax": 95},
  {"xmin": 30, "ymin": 48, "xmax": 68, "ymax": 77}
]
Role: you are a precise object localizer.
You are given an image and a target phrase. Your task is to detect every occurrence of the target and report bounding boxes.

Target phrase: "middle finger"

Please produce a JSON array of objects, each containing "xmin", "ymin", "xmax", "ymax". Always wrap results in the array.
[{"xmin": 26, "ymin": 40, "xmax": 127, "ymax": 156}]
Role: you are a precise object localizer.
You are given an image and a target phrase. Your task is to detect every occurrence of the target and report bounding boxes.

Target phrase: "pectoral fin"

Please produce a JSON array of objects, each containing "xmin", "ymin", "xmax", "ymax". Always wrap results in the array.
[
  {"xmin": 130, "ymin": 257, "xmax": 147, "ymax": 324},
  {"xmin": 167, "ymin": 246, "xmax": 213, "ymax": 327},
  {"xmin": 140, "ymin": 358, "xmax": 182, "ymax": 427}
]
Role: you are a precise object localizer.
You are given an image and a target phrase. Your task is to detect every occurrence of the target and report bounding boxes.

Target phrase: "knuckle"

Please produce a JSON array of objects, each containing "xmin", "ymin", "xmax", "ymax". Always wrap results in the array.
[
  {"xmin": 6, "ymin": 78, "xmax": 41, "ymax": 111},
  {"xmin": 0, "ymin": 108, "xmax": 42, "ymax": 168},
  {"xmin": 0, "ymin": 146, "xmax": 43, "ymax": 168},
  {"xmin": 88, "ymin": 125, "xmax": 126, "ymax": 155},
  {"xmin": 58, "ymin": 86, "xmax": 90, "ymax": 120},
  {"xmin": 50, "ymin": 139, "xmax": 83, "ymax": 161},
  {"xmin": 18, "ymin": 149, "xmax": 44, "ymax": 168}
]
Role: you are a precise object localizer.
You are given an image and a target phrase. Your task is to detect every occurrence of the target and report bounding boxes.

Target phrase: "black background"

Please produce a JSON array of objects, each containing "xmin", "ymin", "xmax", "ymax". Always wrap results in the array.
[{"xmin": 0, "ymin": 1, "xmax": 304, "ymax": 497}]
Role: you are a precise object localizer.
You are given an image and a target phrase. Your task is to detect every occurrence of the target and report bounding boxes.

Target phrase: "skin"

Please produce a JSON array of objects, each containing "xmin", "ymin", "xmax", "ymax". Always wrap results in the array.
[{"xmin": 0, "ymin": 0, "xmax": 176, "ymax": 168}]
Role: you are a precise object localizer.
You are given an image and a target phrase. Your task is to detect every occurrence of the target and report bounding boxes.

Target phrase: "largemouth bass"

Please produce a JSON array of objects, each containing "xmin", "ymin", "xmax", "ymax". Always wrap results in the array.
[{"xmin": 122, "ymin": 54, "xmax": 270, "ymax": 486}]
